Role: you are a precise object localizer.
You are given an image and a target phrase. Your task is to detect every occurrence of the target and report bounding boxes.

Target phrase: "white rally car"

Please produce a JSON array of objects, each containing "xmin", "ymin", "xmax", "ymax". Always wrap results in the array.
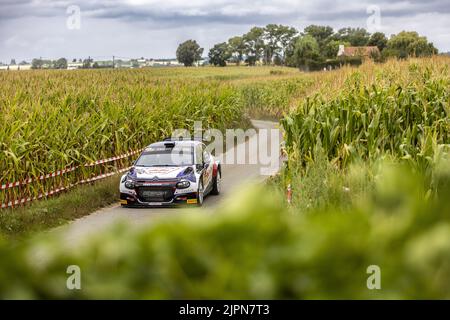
[{"xmin": 120, "ymin": 139, "xmax": 221, "ymax": 207}]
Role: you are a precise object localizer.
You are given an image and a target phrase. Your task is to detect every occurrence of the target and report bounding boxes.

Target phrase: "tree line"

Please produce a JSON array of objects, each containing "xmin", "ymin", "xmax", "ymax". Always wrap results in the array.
[
  {"xmin": 31, "ymin": 58, "xmax": 69, "ymax": 69},
  {"xmin": 31, "ymin": 58, "xmax": 107, "ymax": 69},
  {"xmin": 175, "ymin": 24, "xmax": 438, "ymax": 68}
]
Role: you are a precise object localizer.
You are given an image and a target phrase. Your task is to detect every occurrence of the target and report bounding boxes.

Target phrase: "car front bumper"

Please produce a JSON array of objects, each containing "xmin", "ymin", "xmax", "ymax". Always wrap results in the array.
[{"xmin": 120, "ymin": 192, "xmax": 198, "ymax": 207}]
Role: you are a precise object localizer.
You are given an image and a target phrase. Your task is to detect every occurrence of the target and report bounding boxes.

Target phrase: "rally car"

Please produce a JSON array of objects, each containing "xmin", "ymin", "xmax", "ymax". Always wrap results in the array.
[{"xmin": 119, "ymin": 139, "xmax": 221, "ymax": 207}]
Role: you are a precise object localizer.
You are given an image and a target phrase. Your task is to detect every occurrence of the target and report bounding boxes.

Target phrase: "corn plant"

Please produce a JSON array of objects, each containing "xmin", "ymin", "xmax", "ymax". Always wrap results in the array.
[{"xmin": 281, "ymin": 58, "xmax": 450, "ymax": 170}]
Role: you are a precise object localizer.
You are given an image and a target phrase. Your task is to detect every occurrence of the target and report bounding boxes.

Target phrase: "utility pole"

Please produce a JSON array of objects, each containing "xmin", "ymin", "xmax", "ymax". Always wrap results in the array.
[{"xmin": 112, "ymin": 55, "xmax": 115, "ymax": 69}]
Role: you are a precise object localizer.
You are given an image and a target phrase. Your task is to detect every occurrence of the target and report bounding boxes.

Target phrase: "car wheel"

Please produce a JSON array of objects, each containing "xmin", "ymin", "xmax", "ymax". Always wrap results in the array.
[
  {"xmin": 197, "ymin": 180, "xmax": 204, "ymax": 206},
  {"xmin": 211, "ymin": 171, "xmax": 221, "ymax": 195}
]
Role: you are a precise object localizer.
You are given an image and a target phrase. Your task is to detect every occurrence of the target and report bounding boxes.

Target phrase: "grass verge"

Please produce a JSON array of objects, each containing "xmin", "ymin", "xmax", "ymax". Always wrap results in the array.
[{"xmin": 0, "ymin": 175, "xmax": 120, "ymax": 240}]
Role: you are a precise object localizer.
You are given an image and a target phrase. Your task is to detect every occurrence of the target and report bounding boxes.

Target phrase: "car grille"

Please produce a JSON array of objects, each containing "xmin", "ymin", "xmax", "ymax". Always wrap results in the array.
[{"xmin": 136, "ymin": 186, "xmax": 175, "ymax": 202}]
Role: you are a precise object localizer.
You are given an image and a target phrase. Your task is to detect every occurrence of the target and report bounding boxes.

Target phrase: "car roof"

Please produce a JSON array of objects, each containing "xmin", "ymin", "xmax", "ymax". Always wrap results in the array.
[{"xmin": 147, "ymin": 140, "xmax": 202, "ymax": 148}]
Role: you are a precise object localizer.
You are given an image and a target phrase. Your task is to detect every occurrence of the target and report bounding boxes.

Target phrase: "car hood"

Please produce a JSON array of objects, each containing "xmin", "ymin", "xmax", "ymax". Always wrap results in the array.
[{"xmin": 133, "ymin": 166, "xmax": 189, "ymax": 180}]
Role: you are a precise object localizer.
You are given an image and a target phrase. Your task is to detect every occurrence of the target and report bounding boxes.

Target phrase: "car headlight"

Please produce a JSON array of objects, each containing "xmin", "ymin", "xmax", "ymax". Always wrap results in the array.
[
  {"xmin": 125, "ymin": 179, "xmax": 135, "ymax": 189},
  {"xmin": 176, "ymin": 180, "xmax": 190, "ymax": 189}
]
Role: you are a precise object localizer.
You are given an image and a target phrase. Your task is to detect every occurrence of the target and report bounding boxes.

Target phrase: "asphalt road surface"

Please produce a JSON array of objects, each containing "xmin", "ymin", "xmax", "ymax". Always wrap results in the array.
[{"xmin": 57, "ymin": 120, "xmax": 281, "ymax": 243}]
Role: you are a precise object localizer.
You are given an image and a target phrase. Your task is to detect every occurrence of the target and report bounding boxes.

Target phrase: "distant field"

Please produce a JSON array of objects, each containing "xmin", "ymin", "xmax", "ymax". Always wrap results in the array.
[{"xmin": 117, "ymin": 65, "xmax": 301, "ymax": 80}]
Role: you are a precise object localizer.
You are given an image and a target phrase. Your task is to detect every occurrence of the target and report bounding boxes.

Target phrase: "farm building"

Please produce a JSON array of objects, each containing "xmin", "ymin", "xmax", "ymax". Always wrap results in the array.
[
  {"xmin": 0, "ymin": 64, "xmax": 32, "ymax": 71},
  {"xmin": 337, "ymin": 45, "xmax": 380, "ymax": 58},
  {"xmin": 67, "ymin": 62, "xmax": 83, "ymax": 70}
]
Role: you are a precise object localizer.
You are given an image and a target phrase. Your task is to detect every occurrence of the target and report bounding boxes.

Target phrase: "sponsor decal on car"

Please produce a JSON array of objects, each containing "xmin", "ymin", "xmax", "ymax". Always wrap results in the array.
[{"xmin": 136, "ymin": 167, "xmax": 182, "ymax": 175}]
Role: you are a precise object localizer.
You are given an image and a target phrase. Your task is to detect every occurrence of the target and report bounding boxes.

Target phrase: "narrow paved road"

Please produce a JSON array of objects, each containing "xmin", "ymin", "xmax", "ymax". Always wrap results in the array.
[{"xmin": 57, "ymin": 120, "xmax": 281, "ymax": 243}]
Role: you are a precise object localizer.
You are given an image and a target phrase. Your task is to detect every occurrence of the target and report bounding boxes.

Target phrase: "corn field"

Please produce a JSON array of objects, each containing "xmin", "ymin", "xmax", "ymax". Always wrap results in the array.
[
  {"xmin": 0, "ymin": 68, "xmax": 262, "ymax": 207},
  {"xmin": 1, "ymin": 60, "xmax": 449, "ymax": 208},
  {"xmin": 239, "ymin": 77, "xmax": 313, "ymax": 118},
  {"xmin": 281, "ymin": 58, "xmax": 450, "ymax": 169}
]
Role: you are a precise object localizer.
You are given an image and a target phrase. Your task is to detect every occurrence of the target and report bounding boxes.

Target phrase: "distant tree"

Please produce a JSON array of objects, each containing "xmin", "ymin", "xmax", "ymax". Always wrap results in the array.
[
  {"xmin": 367, "ymin": 32, "xmax": 388, "ymax": 52},
  {"xmin": 72, "ymin": 58, "xmax": 77, "ymax": 63},
  {"xmin": 10, "ymin": 59, "xmax": 16, "ymax": 65},
  {"xmin": 284, "ymin": 34, "xmax": 300, "ymax": 66},
  {"xmin": 176, "ymin": 40, "xmax": 204, "ymax": 67},
  {"xmin": 335, "ymin": 27, "xmax": 370, "ymax": 46},
  {"xmin": 381, "ymin": 48, "xmax": 401, "ymax": 60},
  {"xmin": 31, "ymin": 58, "xmax": 44, "ymax": 69},
  {"xmin": 387, "ymin": 31, "xmax": 438, "ymax": 58},
  {"xmin": 263, "ymin": 24, "xmax": 278, "ymax": 64},
  {"xmin": 228, "ymin": 36, "xmax": 246, "ymax": 65},
  {"xmin": 263, "ymin": 24, "xmax": 298, "ymax": 64},
  {"xmin": 243, "ymin": 27, "xmax": 265, "ymax": 65},
  {"xmin": 208, "ymin": 42, "xmax": 231, "ymax": 67},
  {"xmin": 54, "ymin": 58, "xmax": 68, "ymax": 69},
  {"xmin": 278, "ymin": 25, "xmax": 298, "ymax": 63},
  {"xmin": 82, "ymin": 58, "xmax": 93, "ymax": 68},
  {"xmin": 19, "ymin": 60, "xmax": 28, "ymax": 65},
  {"xmin": 292, "ymin": 35, "xmax": 320, "ymax": 68},
  {"xmin": 92, "ymin": 62, "xmax": 100, "ymax": 68},
  {"xmin": 304, "ymin": 25, "xmax": 334, "ymax": 51}
]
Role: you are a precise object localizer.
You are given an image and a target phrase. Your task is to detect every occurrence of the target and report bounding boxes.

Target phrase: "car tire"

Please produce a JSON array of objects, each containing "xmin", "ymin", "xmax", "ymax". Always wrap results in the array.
[
  {"xmin": 211, "ymin": 171, "xmax": 221, "ymax": 195},
  {"xmin": 197, "ymin": 180, "xmax": 204, "ymax": 206}
]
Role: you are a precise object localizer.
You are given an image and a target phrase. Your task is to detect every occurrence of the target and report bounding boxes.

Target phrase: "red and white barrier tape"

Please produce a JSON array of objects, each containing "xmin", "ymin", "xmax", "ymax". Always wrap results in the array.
[
  {"xmin": 1, "ymin": 167, "xmax": 131, "ymax": 209},
  {"xmin": 84, "ymin": 149, "xmax": 143, "ymax": 167},
  {"xmin": 0, "ymin": 166, "xmax": 79, "ymax": 191},
  {"xmin": 0, "ymin": 149, "xmax": 143, "ymax": 191},
  {"xmin": 79, "ymin": 166, "xmax": 131, "ymax": 184}
]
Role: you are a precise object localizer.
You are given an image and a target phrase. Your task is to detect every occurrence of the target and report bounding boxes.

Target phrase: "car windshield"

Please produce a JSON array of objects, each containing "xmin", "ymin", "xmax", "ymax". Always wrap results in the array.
[{"xmin": 135, "ymin": 146, "xmax": 194, "ymax": 167}]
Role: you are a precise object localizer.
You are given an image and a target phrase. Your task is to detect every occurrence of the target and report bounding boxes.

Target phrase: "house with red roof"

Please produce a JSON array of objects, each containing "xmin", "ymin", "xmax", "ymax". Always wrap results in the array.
[{"xmin": 337, "ymin": 45, "xmax": 380, "ymax": 59}]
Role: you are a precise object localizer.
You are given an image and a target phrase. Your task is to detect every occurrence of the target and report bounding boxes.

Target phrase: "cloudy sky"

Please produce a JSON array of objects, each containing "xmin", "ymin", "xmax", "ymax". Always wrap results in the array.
[{"xmin": 0, "ymin": 0, "xmax": 449, "ymax": 63}]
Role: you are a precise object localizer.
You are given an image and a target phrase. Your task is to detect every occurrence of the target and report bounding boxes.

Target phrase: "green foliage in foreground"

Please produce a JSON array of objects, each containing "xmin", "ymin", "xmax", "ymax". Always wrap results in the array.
[{"xmin": 0, "ymin": 161, "xmax": 449, "ymax": 299}]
